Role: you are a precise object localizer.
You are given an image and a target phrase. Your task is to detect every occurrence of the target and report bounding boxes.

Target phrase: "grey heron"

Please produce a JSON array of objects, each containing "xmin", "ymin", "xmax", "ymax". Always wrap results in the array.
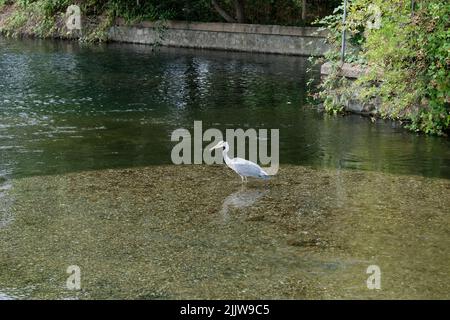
[{"xmin": 210, "ymin": 141, "xmax": 270, "ymax": 183}]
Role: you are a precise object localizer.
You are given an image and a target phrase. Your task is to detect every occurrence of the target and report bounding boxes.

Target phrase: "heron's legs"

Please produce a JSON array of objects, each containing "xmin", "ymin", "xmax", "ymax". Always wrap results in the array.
[{"xmin": 239, "ymin": 176, "xmax": 249, "ymax": 183}]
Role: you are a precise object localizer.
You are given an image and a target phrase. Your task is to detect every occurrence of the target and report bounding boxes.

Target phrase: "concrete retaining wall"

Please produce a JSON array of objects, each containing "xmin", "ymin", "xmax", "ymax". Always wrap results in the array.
[{"xmin": 108, "ymin": 19, "xmax": 329, "ymax": 56}]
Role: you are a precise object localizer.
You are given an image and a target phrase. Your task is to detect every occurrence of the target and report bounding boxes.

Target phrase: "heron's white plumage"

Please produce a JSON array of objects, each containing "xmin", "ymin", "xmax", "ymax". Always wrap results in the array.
[
  {"xmin": 210, "ymin": 141, "xmax": 270, "ymax": 182},
  {"xmin": 231, "ymin": 158, "xmax": 268, "ymax": 177}
]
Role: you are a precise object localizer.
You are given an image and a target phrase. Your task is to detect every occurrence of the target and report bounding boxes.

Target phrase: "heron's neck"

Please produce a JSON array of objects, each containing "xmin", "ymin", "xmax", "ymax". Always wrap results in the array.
[{"xmin": 223, "ymin": 145, "xmax": 232, "ymax": 165}]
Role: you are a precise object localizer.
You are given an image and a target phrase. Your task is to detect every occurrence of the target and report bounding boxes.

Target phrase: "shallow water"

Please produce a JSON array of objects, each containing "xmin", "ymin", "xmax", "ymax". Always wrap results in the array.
[
  {"xmin": 0, "ymin": 166, "xmax": 449, "ymax": 299},
  {"xmin": 0, "ymin": 38, "xmax": 449, "ymax": 299}
]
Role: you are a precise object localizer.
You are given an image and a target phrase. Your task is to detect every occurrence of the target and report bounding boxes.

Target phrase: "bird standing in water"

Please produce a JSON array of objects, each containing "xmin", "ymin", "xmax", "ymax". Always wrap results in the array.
[{"xmin": 210, "ymin": 140, "xmax": 270, "ymax": 183}]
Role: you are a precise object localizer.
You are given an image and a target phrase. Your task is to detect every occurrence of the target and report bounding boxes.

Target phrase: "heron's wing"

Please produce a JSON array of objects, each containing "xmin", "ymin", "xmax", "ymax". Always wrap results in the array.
[
  {"xmin": 231, "ymin": 158, "xmax": 267, "ymax": 177},
  {"xmin": 231, "ymin": 158, "xmax": 255, "ymax": 166}
]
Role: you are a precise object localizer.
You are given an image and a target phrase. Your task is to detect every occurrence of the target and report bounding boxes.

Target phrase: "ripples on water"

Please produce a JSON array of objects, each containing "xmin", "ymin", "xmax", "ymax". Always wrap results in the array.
[{"xmin": 0, "ymin": 37, "xmax": 449, "ymax": 179}]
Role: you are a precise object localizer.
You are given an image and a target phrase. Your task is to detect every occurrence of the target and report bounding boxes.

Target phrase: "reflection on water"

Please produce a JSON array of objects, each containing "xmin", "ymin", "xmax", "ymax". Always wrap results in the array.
[
  {"xmin": 220, "ymin": 186, "xmax": 268, "ymax": 221},
  {"xmin": 0, "ymin": 286, "xmax": 36, "ymax": 300},
  {"xmin": 0, "ymin": 37, "xmax": 449, "ymax": 179},
  {"xmin": 0, "ymin": 293, "xmax": 14, "ymax": 300}
]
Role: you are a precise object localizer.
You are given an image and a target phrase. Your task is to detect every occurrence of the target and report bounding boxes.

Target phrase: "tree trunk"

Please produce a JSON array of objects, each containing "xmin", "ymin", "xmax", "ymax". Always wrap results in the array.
[
  {"xmin": 211, "ymin": 0, "xmax": 237, "ymax": 23},
  {"xmin": 234, "ymin": 0, "xmax": 246, "ymax": 23},
  {"xmin": 302, "ymin": 0, "xmax": 307, "ymax": 21}
]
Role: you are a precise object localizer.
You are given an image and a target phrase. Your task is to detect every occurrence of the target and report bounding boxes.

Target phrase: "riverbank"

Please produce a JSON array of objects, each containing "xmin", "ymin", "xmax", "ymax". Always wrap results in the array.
[
  {"xmin": 1, "ymin": 164, "xmax": 449, "ymax": 299},
  {"xmin": 313, "ymin": 0, "xmax": 449, "ymax": 136},
  {"xmin": 0, "ymin": 3, "xmax": 328, "ymax": 56},
  {"xmin": 0, "ymin": 3, "xmax": 109, "ymax": 41}
]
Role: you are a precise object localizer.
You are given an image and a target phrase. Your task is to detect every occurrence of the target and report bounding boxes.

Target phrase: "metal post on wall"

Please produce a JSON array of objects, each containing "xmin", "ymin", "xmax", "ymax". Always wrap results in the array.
[{"xmin": 340, "ymin": 0, "xmax": 348, "ymax": 64}]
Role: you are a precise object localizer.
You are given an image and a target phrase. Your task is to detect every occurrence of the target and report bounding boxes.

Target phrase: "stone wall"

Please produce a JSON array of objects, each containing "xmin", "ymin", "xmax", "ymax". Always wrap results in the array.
[
  {"xmin": 108, "ymin": 19, "xmax": 329, "ymax": 56},
  {"xmin": 320, "ymin": 62, "xmax": 380, "ymax": 115}
]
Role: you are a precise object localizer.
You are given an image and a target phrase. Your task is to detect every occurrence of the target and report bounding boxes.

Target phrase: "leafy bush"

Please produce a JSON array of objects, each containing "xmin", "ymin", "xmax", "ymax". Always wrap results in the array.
[{"xmin": 314, "ymin": 0, "xmax": 449, "ymax": 135}]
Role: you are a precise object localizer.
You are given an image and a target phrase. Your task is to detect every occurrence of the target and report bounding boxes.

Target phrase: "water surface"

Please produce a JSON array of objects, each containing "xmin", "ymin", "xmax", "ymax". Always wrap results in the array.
[{"xmin": 0, "ymin": 38, "xmax": 448, "ymax": 179}]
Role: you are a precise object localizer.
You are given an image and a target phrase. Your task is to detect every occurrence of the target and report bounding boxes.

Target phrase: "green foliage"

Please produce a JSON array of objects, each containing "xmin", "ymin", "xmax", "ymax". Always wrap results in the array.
[
  {"xmin": 2, "ymin": 0, "xmax": 342, "ymax": 26},
  {"xmin": 2, "ymin": 9, "xmax": 27, "ymax": 36},
  {"xmin": 0, "ymin": 0, "xmax": 7, "ymax": 10},
  {"xmin": 80, "ymin": 10, "xmax": 114, "ymax": 43},
  {"xmin": 314, "ymin": 0, "xmax": 450, "ymax": 135},
  {"xmin": 106, "ymin": 0, "xmax": 173, "ymax": 23},
  {"xmin": 1, "ymin": 0, "xmax": 64, "ymax": 37},
  {"xmin": 0, "ymin": 1, "xmax": 175, "ymax": 41}
]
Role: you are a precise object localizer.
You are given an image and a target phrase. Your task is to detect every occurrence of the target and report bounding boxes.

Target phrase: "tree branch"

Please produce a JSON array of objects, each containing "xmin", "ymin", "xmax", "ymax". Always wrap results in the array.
[
  {"xmin": 211, "ymin": 0, "xmax": 237, "ymax": 23},
  {"xmin": 234, "ymin": 0, "xmax": 245, "ymax": 23},
  {"xmin": 302, "ymin": 0, "xmax": 306, "ymax": 21}
]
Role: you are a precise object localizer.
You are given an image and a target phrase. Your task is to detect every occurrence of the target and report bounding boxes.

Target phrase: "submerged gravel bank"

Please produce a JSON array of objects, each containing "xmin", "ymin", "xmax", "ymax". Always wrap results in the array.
[{"xmin": 0, "ymin": 165, "xmax": 449, "ymax": 299}]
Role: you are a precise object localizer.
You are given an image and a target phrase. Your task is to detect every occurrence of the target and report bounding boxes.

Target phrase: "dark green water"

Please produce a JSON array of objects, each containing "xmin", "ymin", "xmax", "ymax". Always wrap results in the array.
[{"xmin": 1, "ymin": 38, "xmax": 449, "ymax": 179}]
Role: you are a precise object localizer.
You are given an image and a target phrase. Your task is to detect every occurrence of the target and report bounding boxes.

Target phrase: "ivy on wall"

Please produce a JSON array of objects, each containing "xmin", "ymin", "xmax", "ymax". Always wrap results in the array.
[{"xmin": 314, "ymin": 0, "xmax": 449, "ymax": 135}]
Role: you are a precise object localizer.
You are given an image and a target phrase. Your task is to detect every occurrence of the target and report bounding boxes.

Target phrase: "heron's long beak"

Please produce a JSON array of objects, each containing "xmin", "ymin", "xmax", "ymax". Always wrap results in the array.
[{"xmin": 209, "ymin": 143, "xmax": 222, "ymax": 151}]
